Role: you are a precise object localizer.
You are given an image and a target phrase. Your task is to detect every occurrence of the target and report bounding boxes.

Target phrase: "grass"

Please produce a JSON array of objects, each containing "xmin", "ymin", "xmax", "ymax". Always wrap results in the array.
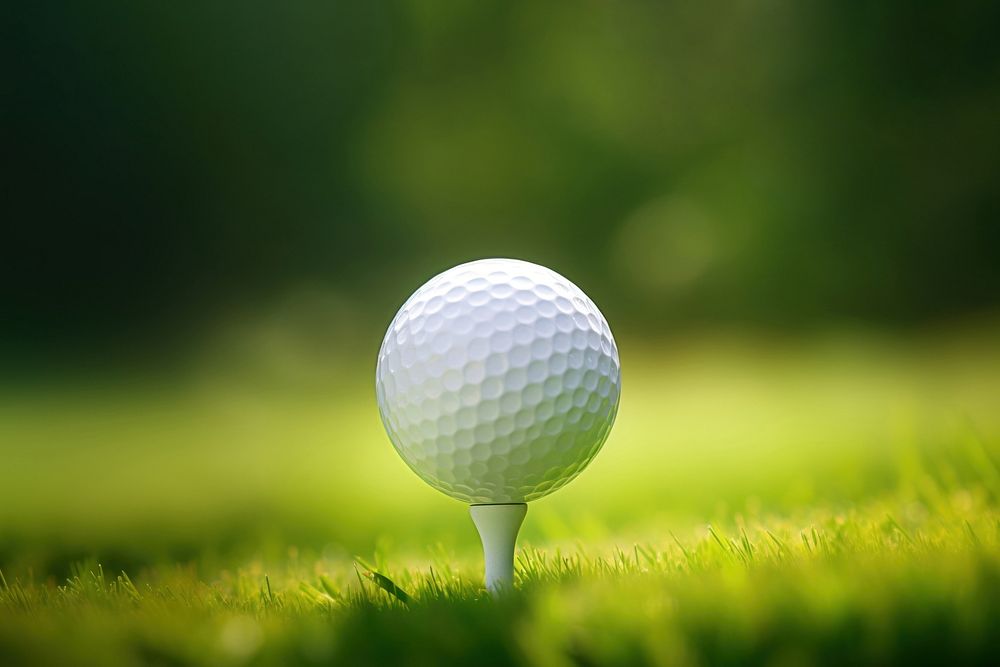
[
  {"xmin": 1, "ymin": 490, "xmax": 998, "ymax": 666},
  {"xmin": 2, "ymin": 325, "xmax": 1000, "ymax": 665}
]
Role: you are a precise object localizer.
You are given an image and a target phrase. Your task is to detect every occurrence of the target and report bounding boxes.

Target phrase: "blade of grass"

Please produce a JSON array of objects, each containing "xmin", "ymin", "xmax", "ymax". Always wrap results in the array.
[{"xmin": 355, "ymin": 560, "xmax": 411, "ymax": 605}]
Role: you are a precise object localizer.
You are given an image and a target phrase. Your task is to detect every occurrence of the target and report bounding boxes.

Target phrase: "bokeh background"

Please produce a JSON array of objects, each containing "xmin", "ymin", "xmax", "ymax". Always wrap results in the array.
[{"xmin": 4, "ymin": 1, "xmax": 999, "ymax": 573}]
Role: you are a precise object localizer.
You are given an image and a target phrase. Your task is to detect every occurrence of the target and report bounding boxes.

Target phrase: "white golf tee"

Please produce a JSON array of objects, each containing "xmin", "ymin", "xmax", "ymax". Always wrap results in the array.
[{"xmin": 469, "ymin": 503, "xmax": 527, "ymax": 595}]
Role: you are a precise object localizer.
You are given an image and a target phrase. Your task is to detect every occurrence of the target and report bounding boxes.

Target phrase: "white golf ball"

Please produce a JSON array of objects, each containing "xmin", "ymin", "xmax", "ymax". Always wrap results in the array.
[{"xmin": 375, "ymin": 258, "xmax": 621, "ymax": 503}]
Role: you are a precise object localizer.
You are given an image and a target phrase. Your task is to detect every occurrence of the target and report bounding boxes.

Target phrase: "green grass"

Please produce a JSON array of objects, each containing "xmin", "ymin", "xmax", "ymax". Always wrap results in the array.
[
  {"xmin": 2, "ymin": 491, "xmax": 998, "ymax": 666},
  {"xmin": 2, "ymin": 325, "xmax": 1000, "ymax": 665}
]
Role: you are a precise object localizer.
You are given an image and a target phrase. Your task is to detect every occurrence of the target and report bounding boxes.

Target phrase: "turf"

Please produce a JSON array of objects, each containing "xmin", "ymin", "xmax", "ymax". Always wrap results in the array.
[
  {"xmin": 2, "ymin": 487, "xmax": 999, "ymax": 666},
  {"xmin": 3, "ymin": 328, "xmax": 999, "ymax": 665}
]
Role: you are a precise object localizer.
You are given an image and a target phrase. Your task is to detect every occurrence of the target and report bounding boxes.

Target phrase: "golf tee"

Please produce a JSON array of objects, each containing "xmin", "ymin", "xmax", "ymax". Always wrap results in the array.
[{"xmin": 469, "ymin": 503, "xmax": 527, "ymax": 595}]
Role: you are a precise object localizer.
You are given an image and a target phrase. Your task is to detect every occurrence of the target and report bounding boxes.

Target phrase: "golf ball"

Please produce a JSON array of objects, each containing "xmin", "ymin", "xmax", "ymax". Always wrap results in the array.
[{"xmin": 375, "ymin": 258, "xmax": 621, "ymax": 503}]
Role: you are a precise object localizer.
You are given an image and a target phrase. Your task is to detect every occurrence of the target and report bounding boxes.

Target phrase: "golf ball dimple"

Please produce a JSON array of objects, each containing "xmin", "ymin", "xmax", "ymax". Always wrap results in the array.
[{"xmin": 376, "ymin": 258, "xmax": 621, "ymax": 503}]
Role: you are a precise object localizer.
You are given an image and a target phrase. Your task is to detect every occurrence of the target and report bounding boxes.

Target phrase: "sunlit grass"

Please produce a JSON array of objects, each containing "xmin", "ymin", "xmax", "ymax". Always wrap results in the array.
[
  {"xmin": 2, "ymin": 490, "xmax": 998, "ymax": 666},
  {"xmin": 2, "ymin": 324, "xmax": 999, "ymax": 664}
]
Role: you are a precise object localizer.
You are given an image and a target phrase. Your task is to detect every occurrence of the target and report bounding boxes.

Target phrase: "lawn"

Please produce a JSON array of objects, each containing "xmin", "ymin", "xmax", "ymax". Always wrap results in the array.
[
  {"xmin": 2, "ymin": 324, "xmax": 999, "ymax": 665},
  {"xmin": 2, "ymin": 493, "xmax": 998, "ymax": 666}
]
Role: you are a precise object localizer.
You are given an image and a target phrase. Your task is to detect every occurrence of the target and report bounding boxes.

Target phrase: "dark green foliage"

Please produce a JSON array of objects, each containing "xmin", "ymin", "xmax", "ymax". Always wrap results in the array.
[{"xmin": 5, "ymin": 1, "xmax": 1000, "ymax": 364}]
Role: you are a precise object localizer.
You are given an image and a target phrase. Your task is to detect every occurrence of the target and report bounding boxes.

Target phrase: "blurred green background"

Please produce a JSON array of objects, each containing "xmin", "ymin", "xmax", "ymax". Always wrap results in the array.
[{"xmin": 4, "ymin": 1, "xmax": 999, "ymax": 573}]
